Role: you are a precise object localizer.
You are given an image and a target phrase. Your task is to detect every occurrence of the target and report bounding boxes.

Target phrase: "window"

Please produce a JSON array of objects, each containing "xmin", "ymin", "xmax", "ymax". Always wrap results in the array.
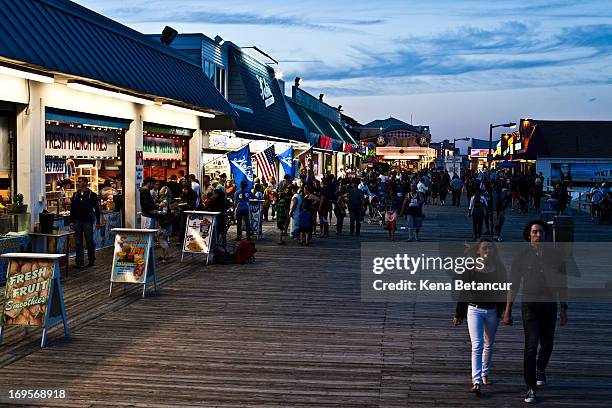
[
  {"xmin": 203, "ymin": 60, "xmax": 215, "ymax": 80},
  {"xmin": 215, "ymin": 66, "xmax": 225, "ymax": 96}
]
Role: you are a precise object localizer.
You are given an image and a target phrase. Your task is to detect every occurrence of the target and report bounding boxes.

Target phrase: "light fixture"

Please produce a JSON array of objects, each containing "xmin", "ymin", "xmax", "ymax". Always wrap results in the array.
[
  {"xmin": 162, "ymin": 103, "xmax": 215, "ymax": 118},
  {"xmin": 274, "ymin": 70, "xmax": 283, "ymax": 80},
  {"xmin": 67, "ymin": 82, "xmax": 155, "ymax": 105},
  {"xmin": 0, "ymin": 65, "xmax": 54, "ymax": 83}
]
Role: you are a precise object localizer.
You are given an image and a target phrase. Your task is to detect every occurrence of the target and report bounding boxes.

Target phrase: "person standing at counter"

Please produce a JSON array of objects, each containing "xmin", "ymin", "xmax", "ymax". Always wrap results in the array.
[
  {"xmin": 70, "ymin": 177, "xmax": 101, "ymax": 268},
  {"xmin": 140, "ymin": 178, "xmax": 157, "ymax": 230},
  {"xmin": 167, "ymin": 174, "xmax": 182, "ymax": 199}
]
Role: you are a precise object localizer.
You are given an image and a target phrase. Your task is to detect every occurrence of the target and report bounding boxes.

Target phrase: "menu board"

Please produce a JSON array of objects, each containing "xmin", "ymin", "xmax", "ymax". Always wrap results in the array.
[
  {"xmin": 2, "ymin": 258, "xmax": 54, "ymax": 327},
  {"xmin": 110, "ymin": 231, "xmax": 151, "ymax": 283},
  {"xmin": 183, "ymin": 212, "xmax": 215, "ymax": 254}
]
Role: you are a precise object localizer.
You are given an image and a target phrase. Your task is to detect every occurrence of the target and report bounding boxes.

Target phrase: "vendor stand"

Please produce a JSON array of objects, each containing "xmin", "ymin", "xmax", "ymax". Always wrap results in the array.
[{"xmin": 0, "ymin": 212, "xmax": 31, "ymax": 285}]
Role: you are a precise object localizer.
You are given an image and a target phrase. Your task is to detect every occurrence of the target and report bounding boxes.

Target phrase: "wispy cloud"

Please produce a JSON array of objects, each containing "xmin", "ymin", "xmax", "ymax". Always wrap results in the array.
[
  {"xmin": 107, "ymin": 7, "xmax": 384, "ymax": 32},
  {"xmin": 298, "ymin": 22, "xmax": 612, "ymax": 95}
]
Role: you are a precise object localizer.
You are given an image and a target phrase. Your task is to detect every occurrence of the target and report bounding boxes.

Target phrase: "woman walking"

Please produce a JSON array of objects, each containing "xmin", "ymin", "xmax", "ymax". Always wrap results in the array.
[
  {"xmin": 383, "ymin": 184, "xmax": 398, "ymax": 241},
  {"xmin": 289, "ymin": 185, "xmax": 302, "ymax": 240},
  {"xmin": 453, "ymin": 239, "xmax": 507, "ymax": 394},
  {"xmin": 402, "ymin": 185, "xmax": 424, "ymax": 241},
  {"xmin": 469, "ymin": 189, "xmax": 488, "ymax": 241}
]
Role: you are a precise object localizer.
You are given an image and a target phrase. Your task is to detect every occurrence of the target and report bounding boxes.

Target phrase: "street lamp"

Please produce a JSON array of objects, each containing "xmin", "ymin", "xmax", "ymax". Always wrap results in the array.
[
  {"xmin": 488, "ymin": 122, "xmax": 516, "ymax": 167},
  {"xmin": 453, "ymin": 137, "xmax": 470, "ymax": 176}
]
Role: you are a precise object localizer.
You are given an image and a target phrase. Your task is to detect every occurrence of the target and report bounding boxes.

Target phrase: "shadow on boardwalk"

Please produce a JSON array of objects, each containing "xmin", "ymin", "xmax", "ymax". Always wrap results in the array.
[{"xmin": 1, "ymin": 203, "xmax": 611, "ymax": 407}]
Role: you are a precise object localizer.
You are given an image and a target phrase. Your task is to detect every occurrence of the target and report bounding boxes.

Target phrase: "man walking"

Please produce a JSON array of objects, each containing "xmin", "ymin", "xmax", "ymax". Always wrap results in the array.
[
  {"xmin": 347, "ymin": 179, "xmax": 364, "ymax": 236},
  {"xmin": 451, "ymin": 175, "xmax": 463, "ymax": 207},
  {"xmin": 503, "ymin": 220, "xmax": 568, "ymax": 404},
  {"xmin": 69, "ymin": 177, "xmax": 100, "ymax": 268}
]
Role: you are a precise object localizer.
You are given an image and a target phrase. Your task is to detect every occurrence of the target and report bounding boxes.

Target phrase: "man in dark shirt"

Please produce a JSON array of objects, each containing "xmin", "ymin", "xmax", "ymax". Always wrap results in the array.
[
  {"xmin": 70, "ymin": 177, "xmax": 101, "ymax": 268},
  {"xmin": 139, "ymin": 178, "xmax": 157, "ymax": 229},
  {"xmin": 166, "ymin": 174, "xmax": 182, "ymax": 199},
  {"xmin": 347, "ymin": 179, "xmax": 364, "ymax": 236},
  {"xmin": 503, "ymin": 220, "xmax": 568, "ymax": 404}
]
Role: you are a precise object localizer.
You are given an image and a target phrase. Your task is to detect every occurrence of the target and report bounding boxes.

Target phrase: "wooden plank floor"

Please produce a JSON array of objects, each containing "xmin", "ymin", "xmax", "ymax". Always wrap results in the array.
[{"xmin": 1, "ymin": 198, "xmax": 611, "ymax": 407}]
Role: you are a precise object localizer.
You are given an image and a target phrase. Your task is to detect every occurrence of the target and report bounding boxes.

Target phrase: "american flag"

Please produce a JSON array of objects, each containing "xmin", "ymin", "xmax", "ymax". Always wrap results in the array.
[{"xmin": 255, "ymin": 145, "xmax": 277, "ymax": 184}]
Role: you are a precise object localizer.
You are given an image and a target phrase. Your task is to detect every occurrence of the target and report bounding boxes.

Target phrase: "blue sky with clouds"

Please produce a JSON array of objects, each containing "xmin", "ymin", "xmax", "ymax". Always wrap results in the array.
[{"xmin": 77, "ymin": 0, "xmax": 611, "ymax": 146}]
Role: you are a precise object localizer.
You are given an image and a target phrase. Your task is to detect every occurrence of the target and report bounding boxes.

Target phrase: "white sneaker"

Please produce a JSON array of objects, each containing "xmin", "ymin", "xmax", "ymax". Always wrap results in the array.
[{"xmin": 524, "ymin": 389, "xmax": 536, "ymax": 404}]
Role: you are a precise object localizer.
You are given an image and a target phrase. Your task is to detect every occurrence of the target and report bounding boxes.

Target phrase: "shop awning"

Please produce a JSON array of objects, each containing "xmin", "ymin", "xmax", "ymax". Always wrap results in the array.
[
  {"xmin": 225, "ymin": 46, "xmax": 306, "ymax": 143},
  {"xmin": 0, "ymin": 0, "xmax": 235, "ymax": 116},
  {"xmin": 46, "ymin": 107, "xmax": 131, "ymax": 129},
  {"xmin": 286, "ymin": 98, "xmax": 357, "ymax": 151}
]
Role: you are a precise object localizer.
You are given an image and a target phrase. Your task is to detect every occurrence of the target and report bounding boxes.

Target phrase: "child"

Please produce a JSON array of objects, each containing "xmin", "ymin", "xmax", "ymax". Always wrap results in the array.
[
  {"xmin": 156, "ymin": 186, "xmax": 172, "ymax": 262},
  {"xmin": 299, "ymin": 200, "xmax": 313, "ymax": 246},
  {"xmin": 276, "ymin": 191, "xmax": 288, "ymax": 245}
]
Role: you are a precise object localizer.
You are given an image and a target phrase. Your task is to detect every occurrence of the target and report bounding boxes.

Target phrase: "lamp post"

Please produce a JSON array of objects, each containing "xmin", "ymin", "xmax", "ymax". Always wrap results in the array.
[
  {"xmin": 452, "ymin": 137, "xmax": 470, "ymax": 176},
  {"xmin": 488, "ymin": 122, "xmax": 516, "ymax": 167}
]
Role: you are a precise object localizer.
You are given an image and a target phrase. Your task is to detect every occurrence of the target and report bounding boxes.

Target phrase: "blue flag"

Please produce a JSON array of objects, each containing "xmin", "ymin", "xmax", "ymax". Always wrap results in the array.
[
  {"xmin": 278, "ymin": 146, "xmax": 294, "ymax": 178},
  {"xmin": 227, "ymin": 145, "xmax": 254, "ymax": 191}
]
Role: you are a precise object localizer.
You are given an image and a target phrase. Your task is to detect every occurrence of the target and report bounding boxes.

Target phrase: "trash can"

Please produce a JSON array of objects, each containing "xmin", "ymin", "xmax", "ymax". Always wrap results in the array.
[
  {"xmin": 553, "ymin": 215, "xmax": 574, "ymax": 242},
  {"xmin": 39, "ymin": 212, "xmax": 55, "ymax": 234}
]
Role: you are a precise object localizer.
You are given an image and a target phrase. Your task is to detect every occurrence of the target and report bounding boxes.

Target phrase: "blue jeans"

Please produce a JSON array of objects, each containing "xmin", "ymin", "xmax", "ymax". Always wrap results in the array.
[
  {"xmin": 74, "ymin": 221, "xmax": 96, "ymax": 266},
  {"xmin": 467, "ymin": 305, "xmax": 499, "ymax": 384}
]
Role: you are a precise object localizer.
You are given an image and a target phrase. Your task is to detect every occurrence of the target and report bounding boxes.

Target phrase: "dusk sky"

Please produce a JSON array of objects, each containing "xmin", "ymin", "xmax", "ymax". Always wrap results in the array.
[{"xmin": 77, "ymin": 0, "xmax": 611, "ymax": 150}]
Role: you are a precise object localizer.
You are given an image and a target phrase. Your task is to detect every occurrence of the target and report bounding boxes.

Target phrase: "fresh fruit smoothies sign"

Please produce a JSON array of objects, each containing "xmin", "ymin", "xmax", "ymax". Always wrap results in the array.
[
  {"xmin": 111, "ymin": 232, "xmax": 151, "ymax": 283},
  {"xmin": 2, "ymin": 259, "xmax": 54, "ymax": 327}
]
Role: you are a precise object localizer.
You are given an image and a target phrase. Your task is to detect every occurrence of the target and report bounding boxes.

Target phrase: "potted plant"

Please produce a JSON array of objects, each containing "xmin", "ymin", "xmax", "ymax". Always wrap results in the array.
[{"xmin": 12, "ymin": 193, "xmax": 27, "ymax": 214}]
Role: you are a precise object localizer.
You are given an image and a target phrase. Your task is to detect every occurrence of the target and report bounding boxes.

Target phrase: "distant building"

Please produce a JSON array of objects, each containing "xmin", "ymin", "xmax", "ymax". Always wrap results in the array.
[
  {"xmin": 512, "ymin": 119, "xmax": 612, "ymax": 187},
  {"xmin": 360, "ymin": 117, "xmax": 435, "ymax": 170}
]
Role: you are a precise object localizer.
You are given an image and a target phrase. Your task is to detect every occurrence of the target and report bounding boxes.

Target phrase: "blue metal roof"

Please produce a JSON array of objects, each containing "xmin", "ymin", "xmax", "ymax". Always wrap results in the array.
[
  {"xmin": 0, "ymin": 0, "xmax": 235, "ymax": 116},
  {"xmin": 286, "ymin": 98, "xmax": 357, "ymax": 147},
  {"xmin": 226, "ymin": 46, "xmax": 306, "ymax": 143}
]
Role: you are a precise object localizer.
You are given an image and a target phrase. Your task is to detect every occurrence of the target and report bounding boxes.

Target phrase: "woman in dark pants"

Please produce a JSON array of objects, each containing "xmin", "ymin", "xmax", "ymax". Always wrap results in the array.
[{"xmin": 469, "ymin": 190, "xmax": 487, "ymax": 240}]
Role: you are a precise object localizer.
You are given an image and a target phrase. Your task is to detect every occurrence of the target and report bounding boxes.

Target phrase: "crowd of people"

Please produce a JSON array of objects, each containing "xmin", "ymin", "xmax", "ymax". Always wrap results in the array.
[{"xmin": 136, "ymin": 162, "xmax": 600, "ymax": 258}]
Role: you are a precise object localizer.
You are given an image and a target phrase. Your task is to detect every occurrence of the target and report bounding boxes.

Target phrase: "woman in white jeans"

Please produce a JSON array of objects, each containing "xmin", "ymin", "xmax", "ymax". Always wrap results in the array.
[{"xmin": 453, "ymin": 239, "xmax": 507, "ymax": 394}]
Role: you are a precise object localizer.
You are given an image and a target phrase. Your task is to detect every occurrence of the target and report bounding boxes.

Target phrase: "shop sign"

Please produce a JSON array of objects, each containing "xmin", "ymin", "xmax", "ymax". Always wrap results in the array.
[
  {"xmin": 376, "ymin": 147, "xmax": 436, "ymax": 157},
  {"xmin": 143, "ymin": 137, "xmax": 183, "ymax": 161},
  {"xmin": 135, "ymin": 150, "xmax": 144, "ymax": 186},
  {"xmin": 469, "ymin": 148, "xmax": 490, "ymax": 158},
  {"xmin": 45, "ymin": 159, "xmax": 66, "ymax": 174},
  {"xmin": 45, "ymin": 124, "xmax": 118, "ymax": 158},
  {"xmin": 110, "ymin": 231, "xmax": 151, "ymax": 283},
  {"xmin": 209, "ymin": 131, "xmax": 244, "ymax": 150},
  {"xmin": 256, "ymin": 75, "xmax": 275, "ymax": 108},
  {"xmin": 2, "ymin": 258, "xmax": 54, "ymax": 327},
  {"xmin": 551, "ymin": 163, "xmax": 612, "ymax": 184}
]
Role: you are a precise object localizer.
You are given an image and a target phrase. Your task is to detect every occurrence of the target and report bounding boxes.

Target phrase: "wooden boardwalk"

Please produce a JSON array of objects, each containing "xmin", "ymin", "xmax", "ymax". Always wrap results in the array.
[{"xmin": 1, "ymin": 199, "xmax": 611, "ymax": 407}]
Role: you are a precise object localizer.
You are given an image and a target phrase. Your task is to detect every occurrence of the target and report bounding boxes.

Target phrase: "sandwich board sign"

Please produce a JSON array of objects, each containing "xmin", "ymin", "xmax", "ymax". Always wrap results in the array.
[
  {"xmin": 181, "ymin": 211, "xmax": 219, "ymax": 264},
  {"xmin": 109, "ymin": 228, "xmax": 158, "ymax": 298},
  {"xmin": 249, "ymin": 199, "xmax": 264, "ymax": 240},
  {"xmin": 0, "ymin": 253, "xmax": 69, "ymax": 348}
]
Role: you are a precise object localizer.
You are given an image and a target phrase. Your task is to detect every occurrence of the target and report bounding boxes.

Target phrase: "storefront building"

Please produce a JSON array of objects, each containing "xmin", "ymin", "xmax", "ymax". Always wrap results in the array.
[
  {"xmin": 0, "ymin": 0, "xmax": 234, "ymax": 236},
  {"xmin": 359, "ymin": 118, "xmax": 433, "ymax": 170},
  {"xmin": 511, "ymin": 119, "xmax": 612, "ymax": 187},
  {"xmin": 286, "ymin": 86, "xmax": 360, "ymax": 177}
]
